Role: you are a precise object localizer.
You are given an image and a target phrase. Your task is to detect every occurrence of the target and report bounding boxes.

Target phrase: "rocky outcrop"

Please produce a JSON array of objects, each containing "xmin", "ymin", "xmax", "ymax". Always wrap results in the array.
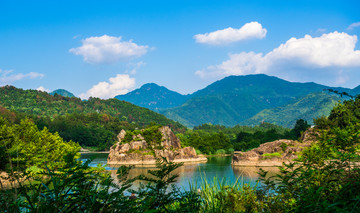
[
  {"xmin": 232, "ymin": 128, "xmax": 317, "ymax": 167},
  {"xmin": 108, "ymin": 126, "xmax": 207, "ymax": 165}
]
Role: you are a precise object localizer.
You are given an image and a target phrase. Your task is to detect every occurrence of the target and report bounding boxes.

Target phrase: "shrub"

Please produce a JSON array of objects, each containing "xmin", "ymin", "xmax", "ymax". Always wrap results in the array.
[
  {"xmin": 280, "ymin": 142, "xmax": 288, "ymax": 152},
  {"xmin": 262, "ymin": 152, "xmax": 281, "ymax": 159},
  {"xmin": 215, "ymin": 149, "xmax": 226, "ymax": 155}
]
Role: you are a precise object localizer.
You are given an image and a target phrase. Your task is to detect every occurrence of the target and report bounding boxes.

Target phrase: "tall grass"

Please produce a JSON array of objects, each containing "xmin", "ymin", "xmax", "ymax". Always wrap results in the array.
[{"xmin": 193, "ymin": 173, "xmax": 263, "ymax": 212}]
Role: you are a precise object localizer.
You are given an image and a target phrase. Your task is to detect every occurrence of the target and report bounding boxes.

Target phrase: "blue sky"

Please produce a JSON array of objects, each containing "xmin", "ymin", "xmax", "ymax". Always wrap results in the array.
[{"xmin": 1, "ymin": 0, "xmax": 360, "ymax": 98}]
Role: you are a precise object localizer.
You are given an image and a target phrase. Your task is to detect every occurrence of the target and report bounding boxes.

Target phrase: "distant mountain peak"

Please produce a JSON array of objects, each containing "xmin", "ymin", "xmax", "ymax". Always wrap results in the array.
[
  {"xmin": 50, "ymin": 89, "xmax": 75, "ymax": 98},
  {"xmin": 115, "ymin": 83, "xmax": 190, "ymax": 111}
]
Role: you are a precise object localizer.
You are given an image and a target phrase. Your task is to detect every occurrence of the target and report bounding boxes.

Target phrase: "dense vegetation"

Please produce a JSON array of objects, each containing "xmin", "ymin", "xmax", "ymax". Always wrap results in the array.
[
  {"xmin": 179, "ymin": 120, "xmax": 309, "ymax": 155},
  {"xmin": 1, "ymin": 92, "xmax": 359, "ymax": 212},
  {"xmin": 0, "ymin": 116, "xmax": 80, "ymax": 171},
  {"xmin": 0, "ymin": 85, "xmax": 187, "ymax": 150},
  {"xmin": 0, "ymin": 85, "xmax": 185, "ymax": 132}
]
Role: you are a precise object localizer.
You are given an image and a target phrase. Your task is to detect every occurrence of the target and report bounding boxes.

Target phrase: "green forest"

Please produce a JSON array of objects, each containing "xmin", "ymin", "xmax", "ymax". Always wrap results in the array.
[
  {"xmin": 0, "ymin": 86, "xmax": 310, "ymax": 152},
  {"xmin": 0, "ymin": 93, "xmax": 359, "ymax": 212}
]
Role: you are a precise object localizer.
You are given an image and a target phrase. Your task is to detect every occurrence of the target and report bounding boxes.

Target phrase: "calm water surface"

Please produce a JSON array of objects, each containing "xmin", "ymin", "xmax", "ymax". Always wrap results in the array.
[{"xmin": 80, "ymin": 153, "xmax": 278, "ymax": 190}]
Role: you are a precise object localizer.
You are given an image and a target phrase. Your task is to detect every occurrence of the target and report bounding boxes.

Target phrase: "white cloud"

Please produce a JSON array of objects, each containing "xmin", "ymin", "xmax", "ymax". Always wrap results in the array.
[
  {"xmin": 79, "ymin": 74, "xmax": 135, "ymax": 99},
  {"xmin": 194, "ymin": 22, "xmax": 267, "ymax": 45},
  {"xmin": 126, "ymin": 61, "xmax": 145, "ymax": 75},
  {"xmin": 196, "ymin": 31, "xmax": 360, "ymax": 80},
  {"xmin": 0, "ymin": 69, "xmax": 44, "ymax": 86},
  {"xmin": 347, "ymin": 22, "xmax": 360, "ymax": 30},
  {"xmin": 70, "ymin": 35, "xmax": 149, "ymax": 64},
  {"xmin": 36, "ymin": 86, "xmax": 50, "ymax": 93}
]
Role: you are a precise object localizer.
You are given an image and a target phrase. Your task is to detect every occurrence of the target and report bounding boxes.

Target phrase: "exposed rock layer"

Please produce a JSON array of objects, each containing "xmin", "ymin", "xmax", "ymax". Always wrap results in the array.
[
  {"xmin": 108, "ymin": 126, "xmax": 207, "ymax": 165},
  {"xmin": 232, "ymin": 128, "xmax": 317, "ymax": 167}
]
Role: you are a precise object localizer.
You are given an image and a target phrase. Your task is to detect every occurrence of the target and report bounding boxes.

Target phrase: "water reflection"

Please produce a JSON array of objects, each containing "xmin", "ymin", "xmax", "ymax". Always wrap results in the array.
[
  {"xmin": 232, "ymin": 166, "xmax": 280, "ymax": 179},
  {"xmin": 80, "ymin": 153, "xmax": 279, "ymax": 191}
]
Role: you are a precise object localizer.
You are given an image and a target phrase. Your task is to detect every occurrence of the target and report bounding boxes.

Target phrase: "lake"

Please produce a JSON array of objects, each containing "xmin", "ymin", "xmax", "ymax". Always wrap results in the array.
[{"xmin": 80, "ymin": 153, "xmax": 279, "ymax": 191}]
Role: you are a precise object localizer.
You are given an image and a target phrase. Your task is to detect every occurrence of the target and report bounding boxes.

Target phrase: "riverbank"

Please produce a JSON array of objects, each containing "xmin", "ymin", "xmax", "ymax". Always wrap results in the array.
[{"xmin": 203, "ymin": 154, "xmax": 232, "ymax": 157}]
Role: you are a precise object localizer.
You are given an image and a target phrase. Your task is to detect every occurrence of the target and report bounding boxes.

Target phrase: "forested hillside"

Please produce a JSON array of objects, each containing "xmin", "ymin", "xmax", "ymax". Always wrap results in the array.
[
  {"xmin": 241, "ymin": 92, "xmax": 343, "ymax": 128},
  {"xmin": 0, "ymin": 85, "xmax": 184, "ymax": 131},
  {"xmin": 0, "ymin": 86, "xmax": 186, "ymax": 150},
  {"xmin": 162, "ymin": 74, "xmax": 349, "ymax": 127}
]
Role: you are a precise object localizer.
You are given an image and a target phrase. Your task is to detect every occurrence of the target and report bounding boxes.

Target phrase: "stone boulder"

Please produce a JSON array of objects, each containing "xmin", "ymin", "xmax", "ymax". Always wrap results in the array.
[
  {"xmin": 232, "ymin": 128, "xmax": 317, "ymax": 167},
  {"xmin": 108, "ymin": 126, "xmax": 207, "ymax": 165}
]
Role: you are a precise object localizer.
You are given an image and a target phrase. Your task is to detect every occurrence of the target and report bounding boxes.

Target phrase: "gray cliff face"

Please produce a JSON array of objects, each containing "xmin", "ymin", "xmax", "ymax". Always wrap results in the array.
[
  {"xmin": 107, "ymin": 126, "xmax": 207, "ymax": 165},
  {"xmin": 232, "ymin": 128, "xmax": 317, "ymax": 167}
]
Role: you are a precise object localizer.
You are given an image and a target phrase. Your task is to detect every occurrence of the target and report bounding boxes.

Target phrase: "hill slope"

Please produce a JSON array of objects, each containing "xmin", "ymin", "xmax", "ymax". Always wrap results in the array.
[
  {"xmin": 50, "ymin": 89, "xmax": 75, "ymax": 97},
  {"xmin": 162, "ymin": 74, "xmax": 348, "ymax": 127},
  {"xmin": 240, "ymin": 92, "xmax": 342, "ymax": 128},
  {"xmin": 115, "ymin": 83, "xmax": 190, "ymax": 111},
  {"xmin": 0, "ymin": 86, "xmax": 185, "ymax": 132}
]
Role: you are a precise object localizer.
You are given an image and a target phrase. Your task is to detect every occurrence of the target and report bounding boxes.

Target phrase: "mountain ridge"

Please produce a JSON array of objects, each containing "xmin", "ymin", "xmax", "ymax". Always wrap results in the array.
[
  {"xmin": 115, "ymin": 83, "xmax": 190, "ymax": 111},
  {"xmin": 115, "ymin": 74, "xmax": 358, "ymax": 128}
]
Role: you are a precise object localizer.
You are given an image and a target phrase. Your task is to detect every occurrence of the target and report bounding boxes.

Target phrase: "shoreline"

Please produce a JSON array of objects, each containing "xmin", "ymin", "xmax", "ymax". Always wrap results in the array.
[
  {"xmin": 203, "ymin": 154, "xmax": 232, "ymax": 157},
  {"xmin": 79, "ymin": 151, "xmax": 110, "ymax": 154},
  {"xmin": 107, "ymin": 156, "xmax": 208, "ymax": 167}
]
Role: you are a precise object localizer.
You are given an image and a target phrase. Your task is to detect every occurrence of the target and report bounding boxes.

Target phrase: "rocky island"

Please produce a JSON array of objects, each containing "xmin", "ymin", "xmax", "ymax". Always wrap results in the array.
[
  {"xmin": 107, "ymin": 126, "xmax": 207, "ymax": 166},
  {"xmin": 232, "ymin": 128, "xmax": 317, "ymax": 167}
]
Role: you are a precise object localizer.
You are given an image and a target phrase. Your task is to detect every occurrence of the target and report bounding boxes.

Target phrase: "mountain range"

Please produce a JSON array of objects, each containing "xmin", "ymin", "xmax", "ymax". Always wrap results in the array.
[{"xmin": 116, "ymin": 74, "xmax": 357, "ymax": 128}]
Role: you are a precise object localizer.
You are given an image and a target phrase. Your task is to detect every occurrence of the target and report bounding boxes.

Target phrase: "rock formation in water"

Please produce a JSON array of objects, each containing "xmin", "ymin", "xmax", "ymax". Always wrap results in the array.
[
  {"xmin": 232, "ymin": 128, "xmax": 317, "ymax": 167},
  {"xmin": 108, "ymin": 126, "xmax": 207, "ymax": 165}
]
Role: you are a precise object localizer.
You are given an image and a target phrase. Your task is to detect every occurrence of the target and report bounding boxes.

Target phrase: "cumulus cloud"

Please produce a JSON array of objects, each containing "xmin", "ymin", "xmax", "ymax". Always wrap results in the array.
[
  {"xmin": 196, "ymin": 31, "xmax": 360, "ymax": 81},
  {"xmin": 0, "ymin": 69, "xmax": 44, "ymax": 86},
  {"xmin": 347, "ymin": 22, "xmax": 360, "ymax": 30},
  {"xmin": 79, "ymin": 74, "xmax": 135, "ymax": 99},
  {"xmin": 194, "ymin": 22, "xmax": 267, "ymax": 45},
  {"xmin": 70, "ymin": 35, "xmax": 149, "ymax": 64},
  {"xmin": 36, "ymin": 86, "xmax": 50, "ymax": 93}
]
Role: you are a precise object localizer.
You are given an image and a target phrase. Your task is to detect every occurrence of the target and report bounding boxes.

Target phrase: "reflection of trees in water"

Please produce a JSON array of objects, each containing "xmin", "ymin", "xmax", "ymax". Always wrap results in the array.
[
  {"xmin": 232, "ymin": 166, "xmax": 279, "ymax": 180},
  {"xmin": 110, "ymin": 163, "xmax": 200, "ymax": 188},
  {"xmin": 207, "ymin": 156, "xmax": 232, "ymax": 165}
]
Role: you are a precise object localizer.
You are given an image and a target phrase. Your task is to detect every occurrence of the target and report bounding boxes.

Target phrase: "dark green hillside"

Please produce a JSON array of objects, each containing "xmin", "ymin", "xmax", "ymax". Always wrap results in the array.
[
  {"xmin": 50, "ymin": 89, "xmax": 75, "ymax": 97},
  {"xmin": 162, "ymin": 74, "xmax": 347, "ymax": 127},
  {"xmin": 115, "ymin": 83, "xmax": 190, "ymax": 111},
  {"xmin": 0, "ymin": 86, "xmax": 185, "ymax": 132},
  {"xmin": 241, "ymin": 92, "xmax": 342, "ymax": 128}
]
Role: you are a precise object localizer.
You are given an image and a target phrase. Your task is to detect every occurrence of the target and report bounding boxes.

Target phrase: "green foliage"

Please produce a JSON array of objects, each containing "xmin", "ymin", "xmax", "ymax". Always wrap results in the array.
[
  {"xmin": 0, "ymin": 157, "xmax": 138, "ymax": 212},
  {"xmin": 227, "ymin": 148, "xmax": 235, "ymax": 154},
  {"xmin": 181, "ymin": 122, "xmax": 294, "ymax": 154},
  {"xmin": 0, "ymin": 116, "xmax": 80, "ymax": 171},
  {"xmin": 0, "ymin": 85, "xmax": 186, "ymax": 134},
  {"xmin": 134, "ymin": 157, "xmax": 201, "ymax": 212},
  {"xmin": 197, "ymin": 177, "xmax": 264, "ymax": 212},
  {"xmin": 259, "ymin": 95, "xmax": 360, "ymax": 212},
  {"xmin": 280, "ymin": 142, "xmax": 288, "ymax": 152},
  {"xmin": 292, "ymin": 118, "xmax": 310, "ymax": 138},
  {"xmin": 215, "ymin": 149, "xmax": 226, "ymax": 155},
  {"xmin": 1, "ymin": 155, "xmax": 201, "ymax": 212},
  {"xmin": 262, "ymin": 152, "xmax": 281, "ymax": 159},
  {"xmin": 142, "ymin": 125, "xmax": 163, "ymax": 147}
]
